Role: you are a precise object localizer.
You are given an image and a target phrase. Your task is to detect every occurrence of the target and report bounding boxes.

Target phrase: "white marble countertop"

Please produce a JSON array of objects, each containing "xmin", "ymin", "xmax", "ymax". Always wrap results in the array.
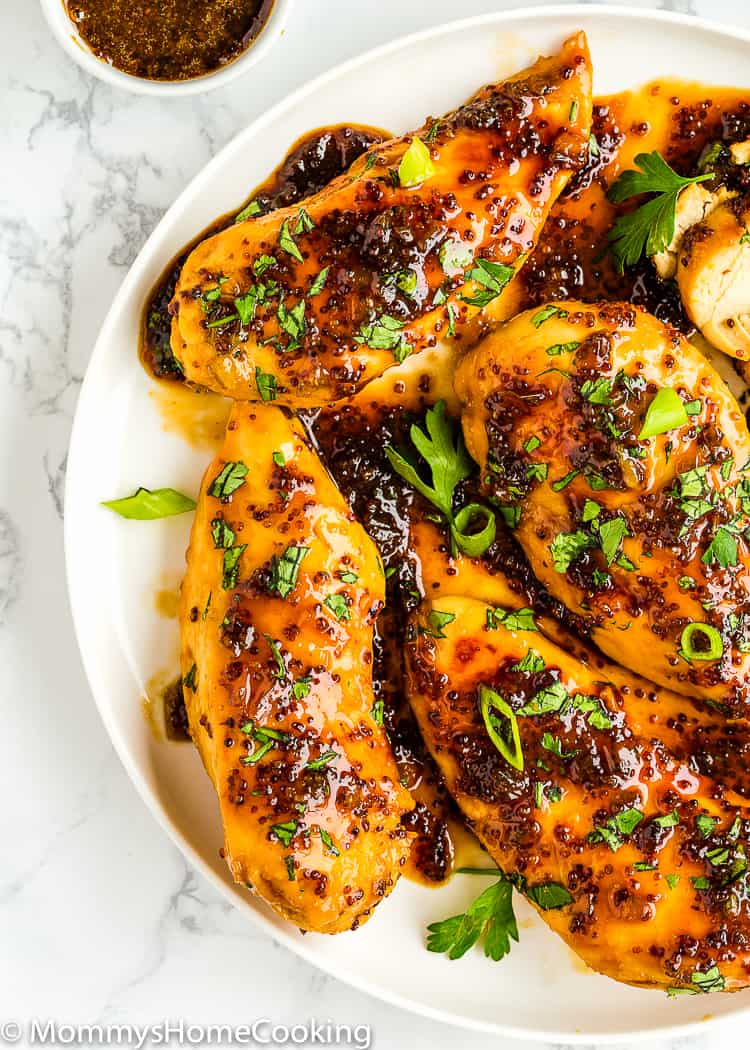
[{"xmin": 4, "ymin": 0, "xmax": 750, "ymax": 1046}]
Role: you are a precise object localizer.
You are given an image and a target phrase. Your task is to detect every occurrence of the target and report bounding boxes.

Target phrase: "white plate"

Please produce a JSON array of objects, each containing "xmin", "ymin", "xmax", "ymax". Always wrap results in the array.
[{"xmin": 65, "ymin": 6, "xmax": 750, "ymax": 1040}]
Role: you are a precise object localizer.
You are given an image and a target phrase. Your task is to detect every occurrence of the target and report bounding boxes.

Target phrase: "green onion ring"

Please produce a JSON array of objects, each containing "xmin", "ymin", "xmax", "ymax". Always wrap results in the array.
[
  {"xmin": 451, "ymin": 503, "xmax": 496, "ymax": 557},
  {"xmin": 679, "ymin": 622, "xmax": 724, "ymax": 662}
]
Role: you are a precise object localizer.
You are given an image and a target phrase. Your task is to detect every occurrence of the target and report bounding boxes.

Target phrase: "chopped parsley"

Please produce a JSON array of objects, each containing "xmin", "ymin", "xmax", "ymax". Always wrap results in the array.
[
  {"xmin": 306, "ymin": 750, "xmax": 337, "ymax": 772},
  {"xmin": 525, "ymin": 882, "xmax": 574, "ymax": 910},
  {"xmin": 269, "ymin": 545, "xmax": 310, "ymax": 599},
  {"xmin": 211, "ymin": 518, "xmax": 235, "ymax": 549},
  {"xmin": 324, "ymin": 593, "xmax": 351, "ymax": 622},
  {"xmin": 485, "ymin": 607, "xmax": 537, "ymax": 632},
  {"xmin": 255, "ymin": 367, "xmax": 278, "ymax": 402},
  {"xmin": 531, "ymin": 305, "xmax": 568, "ymax": 328},
  {"xmin": 422, "ymin": 609, "xmax": 456, "ymax": 639},
  {"xmin": 549, "ymin": 530, "xmax": 592, "ymax": 572},
  {"xmin": 241, "ymin": 723, "xmax": 289, "ymax": 765},
  {"xmin": 355, "ymin": 313, "xmax": 409, "ymax": 361},
  {"xmin": 308, "ymin": 266, "xmax": 330, "ymax": 298},
  {"xmin": 278, "ymin": 219, "xmax": 304, "ymax": 263},
  {"xmin": 222, "ymin": 545, "xmax": 246, "ymax": 589},
  {"xmin": 208, "ymin": 461, "xmax": 248, "ymax": 499},
  {"xmin": 461, "ymin": 258, "xmax": 514, "ymax": 308},
  {"xmin": 270, "ymin": 821, "xmax": 298, "ymax": 848}
]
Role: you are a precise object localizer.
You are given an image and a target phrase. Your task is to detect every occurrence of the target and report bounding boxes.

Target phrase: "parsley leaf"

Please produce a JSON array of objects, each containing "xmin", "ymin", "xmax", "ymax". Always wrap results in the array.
[
  {"xmin": 308, "ymin": 267, "xmax": 330, "ymax": 297},
  {"xmin": 426, "ymin": 877, "xmax": 518, "ymax": 962},
  {"xmin": 183, "ymin": 663, "xmax": 198, "ymax": 692},
  {"xmin": 532, "ymin": 305, "xmax": 568, "ymax": 328},
  {"xmin": 607, "ymin": 151, "xmax": 713, "ymax": 272},
  {"xmin": 270, "ymin": 821, "xmax": 297, "ymax": 848},
  {"xmin": 386, "ymin": 400, "xmax": 472, "ymax": 519},
  {"xmin": 385, "ymin": 401, "xmax": 495, "ymax": 557},
  {"xmin": 211, "ymin": 518, "xmax": 235, "ymax": 549},
  {"xmin": 597, "ymin": 515, "xmax": 630, "ymax": 565}
]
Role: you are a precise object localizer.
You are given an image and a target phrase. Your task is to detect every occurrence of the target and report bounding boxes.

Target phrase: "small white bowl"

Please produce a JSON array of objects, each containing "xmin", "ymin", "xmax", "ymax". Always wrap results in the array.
[{"xmin": 39, "ymin": 0, "xmax": 292, "ymax": 96}]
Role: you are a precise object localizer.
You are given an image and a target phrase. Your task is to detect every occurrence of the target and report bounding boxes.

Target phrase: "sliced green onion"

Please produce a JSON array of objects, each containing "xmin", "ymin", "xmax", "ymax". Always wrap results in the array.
[
  {"xmin": 398, "ymin": 137, "xmax": 436, "ymax": 188},
  {"xmin": 479, "ymin": 685, "xmax": 523, "ymax": 771},
  {"xmin": 451, "ymin": 503, "xmax": 496, "ymax": 557},
  {"xmin": 679, "ymin": 622, "xmax": 724, "ymax": 662},
  {"xmin": 638, "ymin": 388, "xmax": 689, "ymax": 440},
  {"xmin": 102, "ymin": 487, "xmax": 196, "ymax": 520}
]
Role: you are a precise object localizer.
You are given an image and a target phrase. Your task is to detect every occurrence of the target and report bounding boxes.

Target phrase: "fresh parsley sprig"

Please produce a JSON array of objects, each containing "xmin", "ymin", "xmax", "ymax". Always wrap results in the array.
[
  {"xmin": 426, "ymin": 876, "xmax": 519, "ymax": 962},
  {"xmin": 385, "ymin": 401, "xmax": 496, "ymax": 557},
  {"xmin": 606, "ymin": 151, "xmax": 712, "ymax": 273}
]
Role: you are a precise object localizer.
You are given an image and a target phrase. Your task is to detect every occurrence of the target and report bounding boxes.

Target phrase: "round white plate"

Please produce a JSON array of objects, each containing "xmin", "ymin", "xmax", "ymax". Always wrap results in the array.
[{"xmin": 65, "ymin": 6, "xmax": 750, "ymax": 1040}]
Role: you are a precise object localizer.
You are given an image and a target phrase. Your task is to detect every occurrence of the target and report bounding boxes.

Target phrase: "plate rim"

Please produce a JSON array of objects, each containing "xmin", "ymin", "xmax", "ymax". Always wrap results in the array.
[{"xmin": 64, "ymin": 5, "xmax": 750, "ymax": 1040}]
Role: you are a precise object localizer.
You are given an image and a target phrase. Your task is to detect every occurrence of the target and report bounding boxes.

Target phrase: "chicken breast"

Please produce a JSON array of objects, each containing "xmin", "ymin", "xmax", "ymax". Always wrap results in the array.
[
  {"xmin": 455, "ymin": 301, "xmax": 750, "ymax": 712},
  {"xmin": 170, "ymin": 33, "xmax": 593, "ymax": 406},
  {"xmin": 677, "ymin": 193, "xmax": 750, "ymax": 360},
  {"xmin": 180, "ymin": 402, "xmax": 413, "ymax": 933},
  {"xmin": 406, "ymin": 595, "xmax": 750, "ymax": 992}
]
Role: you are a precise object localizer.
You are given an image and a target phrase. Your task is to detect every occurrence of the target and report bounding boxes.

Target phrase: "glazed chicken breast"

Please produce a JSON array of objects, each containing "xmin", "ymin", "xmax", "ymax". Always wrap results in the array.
[
  {"xmin": 180, "ymin": 402, "xmax": 413, "ymax": 933},
  {"xmin": 406, "ymin": 595, "xmax": 750, "ymax": 992},
  {"xmin": 170, "ymin": 33, "xmax": 593, "ymax": 406},
  {"xmin": 651, "ymin": 139, "xmax": 750, "ymax": 360},
  {"xmin": 455, "ymin": 300, "xmax": 750, "ymax": 713}
]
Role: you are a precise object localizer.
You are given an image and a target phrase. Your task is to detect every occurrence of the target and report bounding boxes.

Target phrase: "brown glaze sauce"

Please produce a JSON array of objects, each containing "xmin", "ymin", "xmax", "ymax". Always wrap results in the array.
[
  {"xmin": 144, "ymin": 80, "xmax": 750, "ymax": 884},
  {"xmin": 141, "ymin": 125, "xmax": 390, "ymax": 384},
  {"xmin": 65, "ymin": 0, "xmax": 275, "ymax": 82}
]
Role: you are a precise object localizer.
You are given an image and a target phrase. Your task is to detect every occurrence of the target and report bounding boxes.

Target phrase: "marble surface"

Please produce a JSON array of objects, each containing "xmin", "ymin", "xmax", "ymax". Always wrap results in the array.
[{"xmin": 3, "ymin": 0, "xmax": 750, "ymax": 1046}]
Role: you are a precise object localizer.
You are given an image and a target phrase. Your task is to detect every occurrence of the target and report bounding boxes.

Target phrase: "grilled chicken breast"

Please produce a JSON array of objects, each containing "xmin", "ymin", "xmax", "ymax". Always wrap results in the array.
[
  {"xmin": 180, "ymin": 402, "xmax": 413, "ymax": 933},
  {"xmin": 406, "ymin": 595, "xmax": 750, "ymax": 992},
  {"xmin": 455, "ymin": 300, "xmax": 750, "ymax": 713},
  {"xmin": 170, "ymin": 34, "xmax": 593, "ymax": 406}
]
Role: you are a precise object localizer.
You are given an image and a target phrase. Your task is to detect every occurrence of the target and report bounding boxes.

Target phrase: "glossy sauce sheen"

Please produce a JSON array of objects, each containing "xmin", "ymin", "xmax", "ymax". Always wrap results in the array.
[
  {"xmin": 141, "ymin": 126, "xmax": 389, "ymax": 382},
  {"xmin": 65, "ymin": 0, "xmax": 274, "ymax": 81},
  {"xmin": 148, "ymin": 79, "xmax": 750, "ymax": 885},
  {"xmin": 169, "ymin": 36, "xmax": 592, "ymax": 406}
]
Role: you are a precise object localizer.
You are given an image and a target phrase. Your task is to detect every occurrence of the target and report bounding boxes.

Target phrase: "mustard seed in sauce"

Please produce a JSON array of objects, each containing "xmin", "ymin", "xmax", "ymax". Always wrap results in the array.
[{"xmin": 65, "ymin": 0, "xmax": 275, "ymax": 82}]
